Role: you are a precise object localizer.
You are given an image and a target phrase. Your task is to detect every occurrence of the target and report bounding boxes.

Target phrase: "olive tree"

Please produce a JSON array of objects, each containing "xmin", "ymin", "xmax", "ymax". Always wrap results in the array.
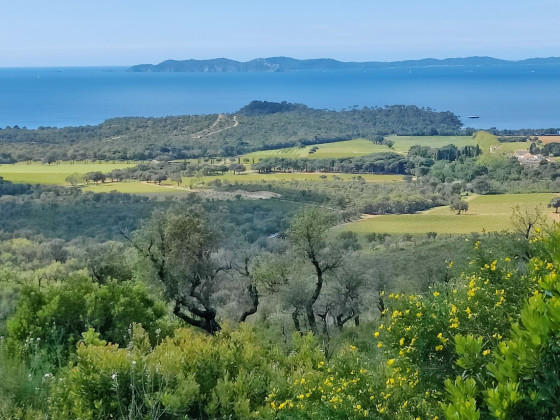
[
  {"xmin": 287, "ymin": 207, "xmax": 343, "ymax": 334},
  {"xmin": 548, "ymin": 197, "xmax": 560, "ymax": 213},
  {"xmin": 450, "ymin": 198, "xmax": 469, "ymax": 215},
  {"xmin": 126, "ymin": 208, "xmax": 226, "ymax": 334}
]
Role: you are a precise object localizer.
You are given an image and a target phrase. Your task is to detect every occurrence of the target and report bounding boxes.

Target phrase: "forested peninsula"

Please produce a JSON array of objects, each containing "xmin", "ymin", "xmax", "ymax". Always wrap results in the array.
[
  {"xmin": 0, "ymin": 102, "xmax": 464, "ymax": 163},
  {"xmin": 129, "ymin": 56, "xmax": 560, "ymax": 72}
]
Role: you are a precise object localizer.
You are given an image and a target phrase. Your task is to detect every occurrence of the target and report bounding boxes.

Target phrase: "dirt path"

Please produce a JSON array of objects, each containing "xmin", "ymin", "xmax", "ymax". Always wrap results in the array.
[{"xmin": 191, "ymin": 115, "xmax": 238, "ymax": 139}]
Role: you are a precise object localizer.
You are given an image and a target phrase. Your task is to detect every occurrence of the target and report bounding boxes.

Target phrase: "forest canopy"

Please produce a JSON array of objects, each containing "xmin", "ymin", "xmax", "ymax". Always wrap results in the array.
[{"xmin": 0, "ymin": 102, "xmax": 464, "ymax": 162}]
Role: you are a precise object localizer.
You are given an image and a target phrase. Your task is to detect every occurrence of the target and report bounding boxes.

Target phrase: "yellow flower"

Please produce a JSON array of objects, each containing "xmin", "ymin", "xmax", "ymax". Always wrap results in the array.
[
  {"xmin": 399, "ymin": 338, "xmax": 405, "ymax": 346},
  {"xmin": 356, "ymin": 404, "xmax": 362, "ymax": 410},
  {"xmin": 435, "ymin": 345, "xmax": 444, "ymax": 351},
  {"xmin": 300, "ymin": 378, "xmax": 306, "ymax": 384},
  {"xmin": 504, "ymin": 257, "xmax": 511, "ymax": 262},
  {"xmin": 298, "ymin": 394, "xmax": 304, "ymax": 400},
  {"xmin": 483, "ymin": 349, "xmax": 491, "ymax": 356},
  {"xmin": 377, "ymin": 342, "xmax": 383, "ymax": 348},
  {"xmin": 416, "ymin": 312, "xmax": 422, "ymax": 318},
  {"xmin": 374, "ymin": 331, "xmax": 380, "ymax": 338},
  {"xmin": 433, "ymin": 291, "xmax": 440, "ymax": 297},
  {"xmin": 387, "ymin": 359, "xmax": 395, "ymax": 366}
]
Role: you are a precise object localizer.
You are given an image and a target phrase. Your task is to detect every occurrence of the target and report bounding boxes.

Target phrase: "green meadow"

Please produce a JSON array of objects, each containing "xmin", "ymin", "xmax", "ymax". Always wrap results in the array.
[
  {"xmin": 243, "ymin": 136, "xmax": 476, "ymax": 162},
  {"xmin": 386, "ymin": 135, "xmax": 475, "ymax": 153},
  {"xmin": 336, "ymin": 193, "xmax": 558, "ymax": 235},
  {"xmin": 0, "ymin": 162, "xmax": 136, "ymax": 185},
  {"xmin": 242, "ymin": 139, "xmax": 390, "ymax": 161},
  {"xmin": 492, "ymin": 141, "xmax": 530, "ymax": 154}
]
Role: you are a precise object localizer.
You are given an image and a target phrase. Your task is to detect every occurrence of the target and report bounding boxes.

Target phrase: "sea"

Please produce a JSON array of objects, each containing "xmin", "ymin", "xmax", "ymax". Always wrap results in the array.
[{"xmin": 0, "ymin": 64, "xmax": 559, "ymax": 130}]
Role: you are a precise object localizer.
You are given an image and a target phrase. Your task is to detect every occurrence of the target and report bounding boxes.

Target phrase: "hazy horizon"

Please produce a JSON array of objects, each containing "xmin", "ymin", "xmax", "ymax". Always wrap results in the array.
[
  {"xmin": 2, "ymin": 0, "xmax": 559, "ymax": 67},
  {"xmin": 1, "ymin": 55, "xmax": 559, "ymax": 70}
]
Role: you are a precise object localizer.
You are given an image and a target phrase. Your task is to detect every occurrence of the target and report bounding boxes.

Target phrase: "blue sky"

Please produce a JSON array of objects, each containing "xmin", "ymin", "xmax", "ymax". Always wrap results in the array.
[{"xmin": 2, "ymin": 0, "xmax": 560, "ymax": 66}]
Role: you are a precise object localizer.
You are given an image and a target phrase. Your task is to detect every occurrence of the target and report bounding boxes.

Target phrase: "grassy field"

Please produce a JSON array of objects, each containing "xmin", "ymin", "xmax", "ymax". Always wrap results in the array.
[
  {"xmin": 473, "ymin": 131, "xmax": 512, "ymax": 164},
  {"xmin": 242, "ymin": 139, "xmax": 390, "ymax": 161},
  {"xmin": 0, "ymin": 162, "xmax": 136, "ymax": 185},
  {"xmin": 0, "ymin": 161, "xmax": 403, "ymax": 196},
  {"xmin": 386, "ymin": 135, "xmax": 475, "ymax": 154},
  {"xmin": 73, "ymin": 174, "xmax": 404, "ymax": 196},
  {"xmin": 243, "ymin": 136, "xmax": 476, "ymax": 162},
  {"xmin": 492, "ymin": 141, "xmax": 530, "ymax": 154},
  {"xmin": 336, "ymin": 193, "xmax": 558, "ymax": 235}
]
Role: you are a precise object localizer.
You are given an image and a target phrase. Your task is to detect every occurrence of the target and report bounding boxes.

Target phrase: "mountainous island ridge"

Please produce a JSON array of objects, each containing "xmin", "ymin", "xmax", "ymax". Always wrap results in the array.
[{"xmin": 129, "ymin": 56, "xmax": 560, "ymax": 72}]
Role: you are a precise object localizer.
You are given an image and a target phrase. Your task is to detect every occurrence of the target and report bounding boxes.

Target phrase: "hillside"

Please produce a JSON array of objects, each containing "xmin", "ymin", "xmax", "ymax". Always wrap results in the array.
[
  {"xmin": 0, "ymin": 102, "xmax": 463, "ymax": 162},
  {"xmin": 129, "ymin": 56, "xmax": 560, "ymax": 72}
]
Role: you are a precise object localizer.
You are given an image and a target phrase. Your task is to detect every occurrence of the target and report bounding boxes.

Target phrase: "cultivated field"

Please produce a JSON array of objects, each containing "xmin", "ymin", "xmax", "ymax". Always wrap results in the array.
[
  {"xmin": 538, "ymin": 135, "xmax": 560, "ymax": 144},
  {"xmin": 243, "ymin": 136, "xmax": 476, "ymax": 161},
  {"xmin": 386, "ymin": 135, "xmax": 475, "ymax": 153},
  {"xmin": 242, "ymin": 139, "xmax": 390, "ymax": 161},
  {"xmin": 0, "ymin": 162, "xmax": 136, "ymax": 185},
  {"xmin": 336, "ymin": 193, "xmax": 558, "ymax": 235}
]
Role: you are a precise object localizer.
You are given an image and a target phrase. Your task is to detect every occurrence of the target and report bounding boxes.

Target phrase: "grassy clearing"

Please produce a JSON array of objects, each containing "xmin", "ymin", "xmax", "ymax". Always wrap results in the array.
[
  {"xmin": 243, "ymin": 137, "xmax": 476, "ymax": 161},
  {"xmin": 493, "ymin": 141, "xmax": 530, "ymax": 154},
  {"xmin": 0, "ymin": 162, "xmax": 136, "ymax": 185},
  {"xmin": 337, "ymin": 193, "xmax": 558, "ymax": 235},
  {"xmin": 473, "ymin": 131, "xmax": 512, "ymax": 165},
  {"xmin": 242, "ymin": 139, "xmax": 390, "ymax": 161},
  {"xmin": 386, "ymin": 135, "xmax": 475, "ymax": 154}
]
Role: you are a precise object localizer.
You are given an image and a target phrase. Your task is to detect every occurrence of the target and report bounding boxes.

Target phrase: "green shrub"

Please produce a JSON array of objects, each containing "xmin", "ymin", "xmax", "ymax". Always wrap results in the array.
[{"xmin": 6, "ymin": 273, "xmax": 170, "ymax": 365}]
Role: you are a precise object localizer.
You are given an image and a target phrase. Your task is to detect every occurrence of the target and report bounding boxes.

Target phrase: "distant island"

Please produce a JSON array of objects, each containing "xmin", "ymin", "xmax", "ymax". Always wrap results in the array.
[{"xmin": 129, "ymin": 56, "xmax": 560, "ymax": 73}]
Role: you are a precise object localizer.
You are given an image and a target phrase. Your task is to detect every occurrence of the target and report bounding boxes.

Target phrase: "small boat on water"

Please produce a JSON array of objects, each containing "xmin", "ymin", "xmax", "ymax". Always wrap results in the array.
[{"xmin": 468, "ymin": 115, "xmax": 479, "ymax": 119}]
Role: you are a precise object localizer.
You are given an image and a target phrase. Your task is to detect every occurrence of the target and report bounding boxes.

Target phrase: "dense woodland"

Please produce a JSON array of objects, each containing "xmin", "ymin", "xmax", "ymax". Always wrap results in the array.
[
  {"xmin": 4, "ymin": 101, "xmax": 560, "ymax": 418},
  {"xmin": 0, "ymin": 102, "xmax": 465, "ymax": 163}
]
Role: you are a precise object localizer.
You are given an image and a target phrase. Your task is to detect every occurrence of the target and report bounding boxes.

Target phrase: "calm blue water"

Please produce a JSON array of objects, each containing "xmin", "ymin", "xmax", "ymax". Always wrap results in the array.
[{"xmin": 0, "ymin": 64, "xmax": 559, "ymax": 130}]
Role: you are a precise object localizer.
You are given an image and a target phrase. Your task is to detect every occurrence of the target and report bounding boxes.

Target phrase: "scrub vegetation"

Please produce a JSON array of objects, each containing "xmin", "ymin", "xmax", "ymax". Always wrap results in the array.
[{"xmin": 3, "ymin": 101, "xmax": 560, "ymax": 418}]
